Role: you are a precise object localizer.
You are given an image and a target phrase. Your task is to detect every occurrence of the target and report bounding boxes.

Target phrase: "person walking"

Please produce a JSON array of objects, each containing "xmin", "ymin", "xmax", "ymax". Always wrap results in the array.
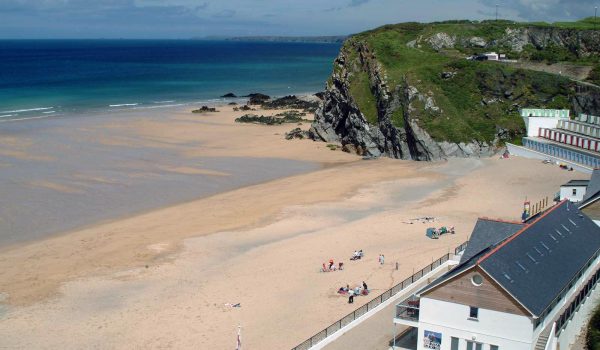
[
  {"xmin": 380, "ymin": 254, "xmax": 385, "ymax": 265},
  {"xmin": 348, "ymin": 289, "xmax": 354, "ymax": 304},
  {"xmin": 362, "ymin": 281, "xmax": 368, "ymax": 291}
]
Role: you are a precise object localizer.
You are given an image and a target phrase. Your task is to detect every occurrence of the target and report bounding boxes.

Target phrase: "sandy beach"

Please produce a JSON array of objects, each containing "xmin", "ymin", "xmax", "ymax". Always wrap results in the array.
[{"xmin": 0, "ymin": 104, "xmax": 584, "ymax": 349}]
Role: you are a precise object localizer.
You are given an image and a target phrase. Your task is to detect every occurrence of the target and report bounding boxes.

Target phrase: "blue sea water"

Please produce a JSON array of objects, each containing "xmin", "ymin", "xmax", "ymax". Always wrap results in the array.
[{"xmin": 0, "ymin": 40, "xmax": 341, "ymax": 121}]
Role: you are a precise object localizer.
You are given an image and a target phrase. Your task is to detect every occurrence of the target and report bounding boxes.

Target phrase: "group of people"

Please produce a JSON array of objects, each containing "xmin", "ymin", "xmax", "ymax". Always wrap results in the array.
[
  {"xmin": 338, "ymin": 281, "xmax": 369, "ymax": 303},
  {"xmin": 350, "ymin": 249, "xmax": 364, "ymax": 260},
  {"xmin": 322, "ymin": 259, "xmax": 344, "ymax": 272}
]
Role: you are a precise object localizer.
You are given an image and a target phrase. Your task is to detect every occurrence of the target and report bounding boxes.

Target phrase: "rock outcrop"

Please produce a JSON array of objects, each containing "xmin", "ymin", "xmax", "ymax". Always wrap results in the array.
[
  {"xmin": 310, "ymin": 41, "xmax": 497, "ymax": 160},
  {"xmin": 310, "ymin": 22, "xmax": 600, "ymax": 161}
]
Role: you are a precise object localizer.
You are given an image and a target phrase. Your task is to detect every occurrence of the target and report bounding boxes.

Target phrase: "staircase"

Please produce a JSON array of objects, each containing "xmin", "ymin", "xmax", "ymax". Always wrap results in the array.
[{"xmin": 534, "ymin": 324, "xmax": 554, "ymax": 350}]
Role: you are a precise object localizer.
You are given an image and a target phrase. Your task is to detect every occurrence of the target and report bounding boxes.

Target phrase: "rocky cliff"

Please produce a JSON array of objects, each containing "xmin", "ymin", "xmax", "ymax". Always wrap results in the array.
[{"xmin": 310, "ymin": 20, "xmax": 600, "ymax": 160}]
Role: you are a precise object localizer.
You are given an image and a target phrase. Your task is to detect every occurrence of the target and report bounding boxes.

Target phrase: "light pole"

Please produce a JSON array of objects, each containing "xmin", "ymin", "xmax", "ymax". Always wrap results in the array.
[{"xmin": 496, "ymin": 4, "xmax": 499, "ymax": 22}]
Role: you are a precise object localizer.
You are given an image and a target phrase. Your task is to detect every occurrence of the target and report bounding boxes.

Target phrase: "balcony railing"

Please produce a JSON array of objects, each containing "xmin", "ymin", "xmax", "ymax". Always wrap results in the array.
[{"xmin": 395, "ymin": 296, "xmax": 420, "ymax": 322}]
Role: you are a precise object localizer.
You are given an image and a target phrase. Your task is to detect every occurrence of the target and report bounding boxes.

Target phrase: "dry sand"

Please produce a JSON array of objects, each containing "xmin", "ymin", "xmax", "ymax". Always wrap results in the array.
[{"xmin": 0, "ymin": 105, "xmax": 585, "ymax": 349}]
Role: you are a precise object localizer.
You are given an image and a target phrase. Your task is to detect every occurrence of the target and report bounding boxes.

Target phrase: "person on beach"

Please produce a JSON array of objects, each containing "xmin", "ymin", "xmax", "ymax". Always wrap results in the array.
[
  {"xmin": 362, "ymin": 281, "xmax": 368, "ymax": 291},
  {"xmin": 329, "ymin": 258, "xmax": 334, "ymax": 270},
  {"xmin": 348, "ymin": 289, "xmax": 354, "ymax": 304},
  {"xmin": 322, "ymin": 263, "xmax": 327, "ymax": 272},
  {"xmin": 338, "ymin": 262, "xmax": 344, "ymax": 270}
]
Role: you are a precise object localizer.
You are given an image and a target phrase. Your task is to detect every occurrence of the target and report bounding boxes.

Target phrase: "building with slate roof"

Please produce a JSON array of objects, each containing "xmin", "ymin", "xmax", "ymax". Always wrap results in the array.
[{"xmin": 394, "ymin": 201, "xmax": 600, "ymax": 350}]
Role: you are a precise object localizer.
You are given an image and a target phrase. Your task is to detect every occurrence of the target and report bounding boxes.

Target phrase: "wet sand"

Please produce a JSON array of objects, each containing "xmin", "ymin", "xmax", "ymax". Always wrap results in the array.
[
  {"xmin": 0, "ymin": 105, "xmax": 585, "ymax": 349},
  {"xmin": 0, "ymin": 107, "xmax": 322, "ymax": 247}
]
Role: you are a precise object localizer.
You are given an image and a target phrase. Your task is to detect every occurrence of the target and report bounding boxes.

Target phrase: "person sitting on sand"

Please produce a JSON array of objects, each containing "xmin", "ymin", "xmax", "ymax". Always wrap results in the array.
[
  {"xmin": 338, "ymin": 262, "xmax": 344, "ymax": 270},
  {"xmin": 322, "ymin": 263, "xmax": 327, "ymax": 272},
  {"xmin": 354, "ymin": 286, "xmax": 361, "ymax": 296},
  {"xmin": 329, "ymin": 259, "xmax": 334, "ymax": 270}
]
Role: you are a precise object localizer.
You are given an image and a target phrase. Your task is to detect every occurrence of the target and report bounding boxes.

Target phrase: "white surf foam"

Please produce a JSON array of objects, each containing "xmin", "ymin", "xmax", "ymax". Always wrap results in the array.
[
  {"xmin": 0, "ymin": 114, "xmax": 14, "ymax": 118},
  {"xmin": 109, "ymin": 103, "xmax": 139, "ymax": 107},
  {"xmin": 0, "ymin": 115, "xmax": 54, "ymax": 123},
  {"xmin": 0, "ymin": 107, "xmax": 54, "ymax": 114}
]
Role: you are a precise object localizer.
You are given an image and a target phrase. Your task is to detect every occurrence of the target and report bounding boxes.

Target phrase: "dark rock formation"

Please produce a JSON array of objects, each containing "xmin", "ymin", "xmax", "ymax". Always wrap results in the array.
[
  {"xmin": 245, "ymin": 93, "xmax": 271, "ymax": 105},
  {"xmin": 221, "ymin": 93, "xmax": 237, "ymax": 98},
  {"xmin": 192, "ymin": 106, "xmax": 218, "ymax": 113},
  {"xmin": 261, "ymin": 95, "xmax": 320, "ymax": 112},
  {"xmin": 285, "ymin": 128, "xmax": 311, "ymax": 140},
  {"xmin": 235, "ymin": 112, "xmax": 305, "ymax": 125}
]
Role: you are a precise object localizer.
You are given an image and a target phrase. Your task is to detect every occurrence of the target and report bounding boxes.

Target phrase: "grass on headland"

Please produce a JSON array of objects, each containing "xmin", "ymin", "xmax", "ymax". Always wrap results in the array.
[
  {"xmin": 349, "ymin": 70, "xmax": 379, "ymax": 125},
  {"xmin": 339, "ymin": 18, "xmax": 587, "ymax": 143}
]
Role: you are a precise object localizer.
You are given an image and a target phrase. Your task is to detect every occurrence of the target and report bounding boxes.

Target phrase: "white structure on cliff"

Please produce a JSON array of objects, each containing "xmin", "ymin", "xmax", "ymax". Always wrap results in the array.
[
  {"xmin": 520, "ymin": 109, "xmax": 570, "ymax": 137},
  {"xmin": 393, "ymin": 201, "xmax": 600, "ymax": 350}
]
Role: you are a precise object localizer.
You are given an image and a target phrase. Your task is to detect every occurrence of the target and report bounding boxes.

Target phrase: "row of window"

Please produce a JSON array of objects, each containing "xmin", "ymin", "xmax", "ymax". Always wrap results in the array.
[
  {"xmin": 450, "ymin": 337, "xmax": 498, "ymax": 350},
  {"xmin": 556, "ymin": 267, "xmax": 600, "ymax": 333}
]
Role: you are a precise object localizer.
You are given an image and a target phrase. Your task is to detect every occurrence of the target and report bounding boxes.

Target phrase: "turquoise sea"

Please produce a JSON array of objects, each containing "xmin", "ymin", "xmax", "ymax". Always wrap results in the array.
[{"xmin": 0, "ymin": 40, "xmax": 341, "ymax": 121}]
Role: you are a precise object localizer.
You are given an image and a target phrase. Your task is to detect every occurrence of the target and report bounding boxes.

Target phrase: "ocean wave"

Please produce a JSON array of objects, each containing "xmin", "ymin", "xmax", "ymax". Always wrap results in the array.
[
  {"xmin": 42, "ymin": 111, "xmax": 55, "ymax": 114},
  {"xmin": 109, "ymin": 103, "xmax": 139, "ymax": 107},
  {"xmin": 0, "ymin": 107, "xmax": 54, "ymax": 114},
  {"xmin": 0, "ymin": 114, "xmax": 14, "ymax": 118},
  {"xmin": 152, "ymin": 100, "xmax": 176, "ymax": 104},
  {"xmin": 132, "ymin": 103, "xmax": 186, "ymax": 110},
  {"xmin": 0, "ymin": 115, "xmax": 55, "ymax": 123}
]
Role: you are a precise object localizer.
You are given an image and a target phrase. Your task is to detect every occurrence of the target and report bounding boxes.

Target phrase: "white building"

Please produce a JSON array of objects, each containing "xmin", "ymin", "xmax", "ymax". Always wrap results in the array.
[
  {"xmin": 560, "ymin": 169, "xmax": 600, "ymax": 203},
  {"xmin": 559, "ymin": 179, "xmax": 589, "ymax": 202},
  {"xmin": 520, "ymin": 109, "xmax": 570, "ymax": 137},
  {"xmin": 394, "ymin": 201, "xmax": 600, "ymax": 350}
]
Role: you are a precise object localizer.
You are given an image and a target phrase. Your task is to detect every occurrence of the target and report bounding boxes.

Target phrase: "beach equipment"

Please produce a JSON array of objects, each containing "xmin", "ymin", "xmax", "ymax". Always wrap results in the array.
[{"xmin": 426, "ymin": 226, "xmax": 455, "ymax": 239}]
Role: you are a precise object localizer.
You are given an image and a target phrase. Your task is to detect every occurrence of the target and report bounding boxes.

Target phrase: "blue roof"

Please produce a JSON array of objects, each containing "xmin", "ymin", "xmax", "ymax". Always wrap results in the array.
[
  {"xmin": 479, "ymin": 201, "xmax": 600, "ymax": 316},
  {"xmin": 460, "ymin": 219, "xmax": 524, "ymax": 264},
  {"xmin": 419, "ymin": 202, "xmax": 600, "ymax": 318}
]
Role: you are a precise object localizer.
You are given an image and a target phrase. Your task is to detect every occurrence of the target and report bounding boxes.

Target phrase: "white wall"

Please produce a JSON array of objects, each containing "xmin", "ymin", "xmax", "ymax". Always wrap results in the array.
[
  {"xmin": 559, "ymin": 186, "xmax": 587, "ymax": 202},
  {"xmin": 417, "ymin": 298, "xmax": 533, "ymax": 350},
  {"xmin": 523, "ymin": 117, "xmax": 562, "ymax": 137}
]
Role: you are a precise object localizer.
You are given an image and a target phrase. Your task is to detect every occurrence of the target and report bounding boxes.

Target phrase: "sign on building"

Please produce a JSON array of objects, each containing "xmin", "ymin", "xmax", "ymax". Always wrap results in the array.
[{"xmin": 423, "ymin": 330, "xmax": 442, "ymax": 350}]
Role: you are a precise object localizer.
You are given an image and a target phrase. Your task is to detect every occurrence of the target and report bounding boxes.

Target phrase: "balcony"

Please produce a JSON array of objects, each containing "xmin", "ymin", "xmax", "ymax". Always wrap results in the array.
[{"xmin": 394, "ymin": 296, "xmax": 420, "ymax": 327}]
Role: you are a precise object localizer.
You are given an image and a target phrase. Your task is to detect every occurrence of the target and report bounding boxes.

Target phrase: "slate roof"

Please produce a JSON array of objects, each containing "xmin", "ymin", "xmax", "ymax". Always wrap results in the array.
[
  {"xmin": 561, "ymin": 180, "xmax": 590, "ymax": 187},
  {"xmin": 478, "ymin": 201, "xmax": 600, "ymax": 317},
  {"xmin": 419, "ymin": 201, "xmax": 600, "ymax": 318},
  {"xmin": 460, "ymin": 219, "xmax": 525, "ymax": 263}
]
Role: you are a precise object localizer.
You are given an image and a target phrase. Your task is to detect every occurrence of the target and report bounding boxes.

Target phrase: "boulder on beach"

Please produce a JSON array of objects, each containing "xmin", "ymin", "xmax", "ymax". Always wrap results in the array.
[
  {"xmin": 245, "ymin": 93, "xmax": 271, "ymax": 105},
  {"xmin": 221, "ymin": 93, "xmax": 237, "ymax": 98},
  {"xmin": 262, "ymin": 95, "xmax": 320, "ymax": 112},
  {"xmin": 192, "ymin": 106, "xmax": 218, "ymax": 113}
]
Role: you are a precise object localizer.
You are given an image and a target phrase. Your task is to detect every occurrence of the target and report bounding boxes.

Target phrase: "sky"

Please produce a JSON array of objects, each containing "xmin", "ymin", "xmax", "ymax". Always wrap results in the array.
[{"xmin": 0, "ymin": 0, "xmax": 599, "ymax": 39}]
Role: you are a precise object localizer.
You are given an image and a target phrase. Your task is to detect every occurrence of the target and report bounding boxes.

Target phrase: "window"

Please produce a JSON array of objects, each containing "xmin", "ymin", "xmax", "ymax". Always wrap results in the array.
[
  {"xmin": 490, "ymin": 345, "xmax": 499, "ymax": 350},
  {"xmin": 469, "ymin": 306, "xmax": 479, "ymax": 319},
  {"xmin": 451, "ymin": 337, "xmax": 459, "ymax": 350},
  {"xmin": 466, "ymin": 341, "xmax": 482, "ymax": 350},
  {"xmin": 573, "ymin": 188, "xmax": 577, "ymax": 196},
  {"xmin": 471, "ymin": 274, "xmax": 483, "ymax": 286}
]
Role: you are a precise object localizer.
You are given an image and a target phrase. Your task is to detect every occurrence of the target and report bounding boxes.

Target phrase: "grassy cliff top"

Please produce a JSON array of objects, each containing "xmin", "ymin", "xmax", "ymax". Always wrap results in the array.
[{"xmin": 340, "ymin": 19, "xmax": 598, "ymax": 144}]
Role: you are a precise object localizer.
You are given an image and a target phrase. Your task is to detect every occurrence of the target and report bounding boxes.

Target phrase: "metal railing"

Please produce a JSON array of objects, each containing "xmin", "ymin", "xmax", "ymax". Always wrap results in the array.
[
  {"xmin": 395, "ymin": 295, "xmax": 420, "ymax": 322},
  {"xmin": 291, "ymin": 241, "xmax": 469, "ymax": 350}
]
